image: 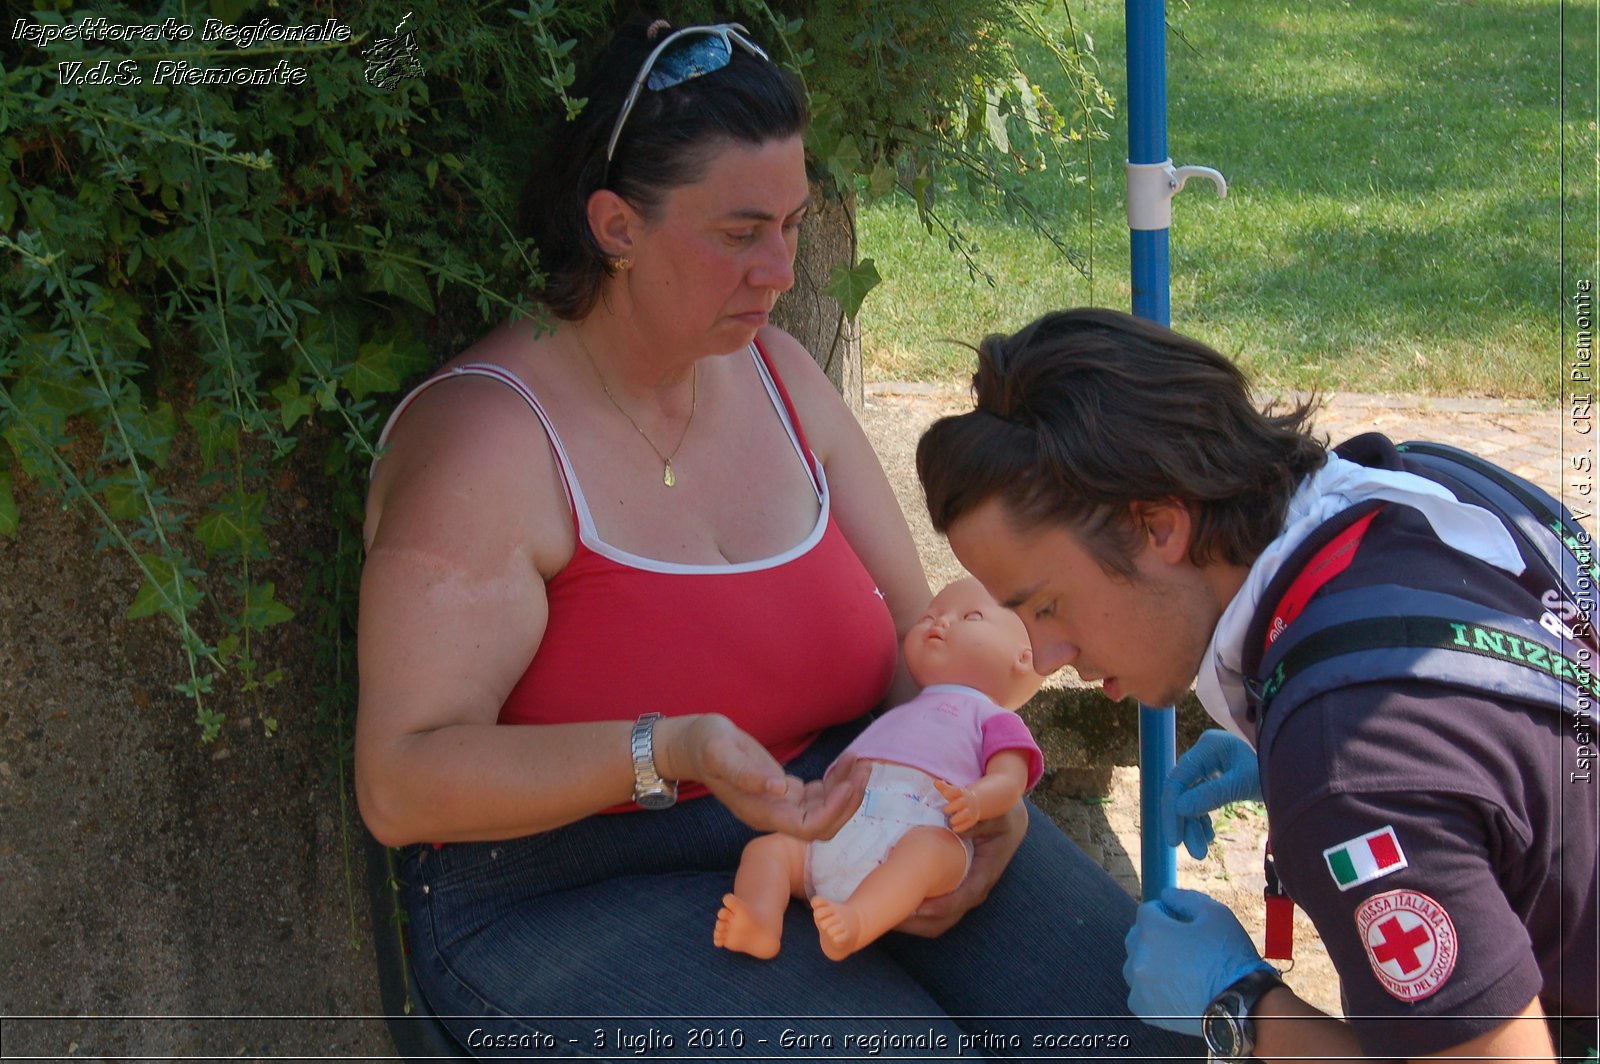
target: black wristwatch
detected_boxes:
[1202,968,1284,1063]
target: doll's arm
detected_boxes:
[935,750,1032,833]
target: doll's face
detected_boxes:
[904,578,1043,709]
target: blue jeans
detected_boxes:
[404,723,1202,1061]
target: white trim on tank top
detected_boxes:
[372,344,829,575]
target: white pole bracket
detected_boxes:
[1126,159,1228,231]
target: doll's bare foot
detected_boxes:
[810,896,864,961]
[714,893,781,959]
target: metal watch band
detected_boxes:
[629,712,677,809]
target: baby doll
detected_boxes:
[713,576,1045,961]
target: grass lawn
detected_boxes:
[858,0,1570,399]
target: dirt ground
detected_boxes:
[1031,766,1346,1017]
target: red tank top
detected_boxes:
[378,342,899,803]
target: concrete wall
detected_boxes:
[0,444,391,1058]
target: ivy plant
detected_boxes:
[0,0,1108,745]
[0,0,569,739]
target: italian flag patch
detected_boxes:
[1323,826,1408,892]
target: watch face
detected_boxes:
[635,788,676,810]
[1202,1007,1242,1057]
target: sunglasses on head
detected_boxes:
[604,23,770,168]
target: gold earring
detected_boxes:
[612,256,632,272]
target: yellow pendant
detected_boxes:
[663,462,676,488]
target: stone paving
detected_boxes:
[1290,390,1579,505]
[859,383,1590,1018]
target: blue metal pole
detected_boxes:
[1125,0,1178,902]
[1129,231,1170,328]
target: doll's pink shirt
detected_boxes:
[840,684,1044,789]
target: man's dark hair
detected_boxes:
[917,308,1328,577]
[520,16,809,321]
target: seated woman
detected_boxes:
[355,15,1199,1059]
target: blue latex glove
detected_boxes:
[1160,729,1261,859]
[1122,887,1276,1036]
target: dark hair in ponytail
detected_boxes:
[917,308,1327,576]
[519,16,808,320]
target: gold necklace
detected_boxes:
[572,328,698,488]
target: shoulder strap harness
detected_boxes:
[1251,440,1598,753]
[1246,442,1596,964]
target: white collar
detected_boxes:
[1195,452,1525,742]
[919,683,994,704]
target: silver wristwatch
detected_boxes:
[629,713,678,810]
[1202,968,1283,1063]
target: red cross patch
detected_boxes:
[1353,889,1458,1002]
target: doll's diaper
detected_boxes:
[804,762,974,901]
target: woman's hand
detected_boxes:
[895,800,1029,937]
[658,714,866,840]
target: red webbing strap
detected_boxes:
[1263,505,1384,652]
[1258,504,1383,963]
[1263,844,1295,962]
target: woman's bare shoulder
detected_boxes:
[755,325,854,455]
[364,360,571,573]
[755,324,828,385]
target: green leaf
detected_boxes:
[366,254,436,314]
[123,401,178,468]
[10,370,93,426]
[1013,74,1042,144]
[912,175,934,223]
[184,405,237,471]
[984,84,1011,154]
[808,123,863,192]
[824,134,863,191]
[2,376,79,480]
[823,258,882,321]
[341,329,431,401]
[1,426,50,482]
[867,159,898,200]
[0,470,18,538]
[271,380,317,431]
[296,308,363,378]
[195,490,268,558]
[127,553,202,621]
[242,581,295,629]
[194,704,225,743]
[101,476,145,521]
